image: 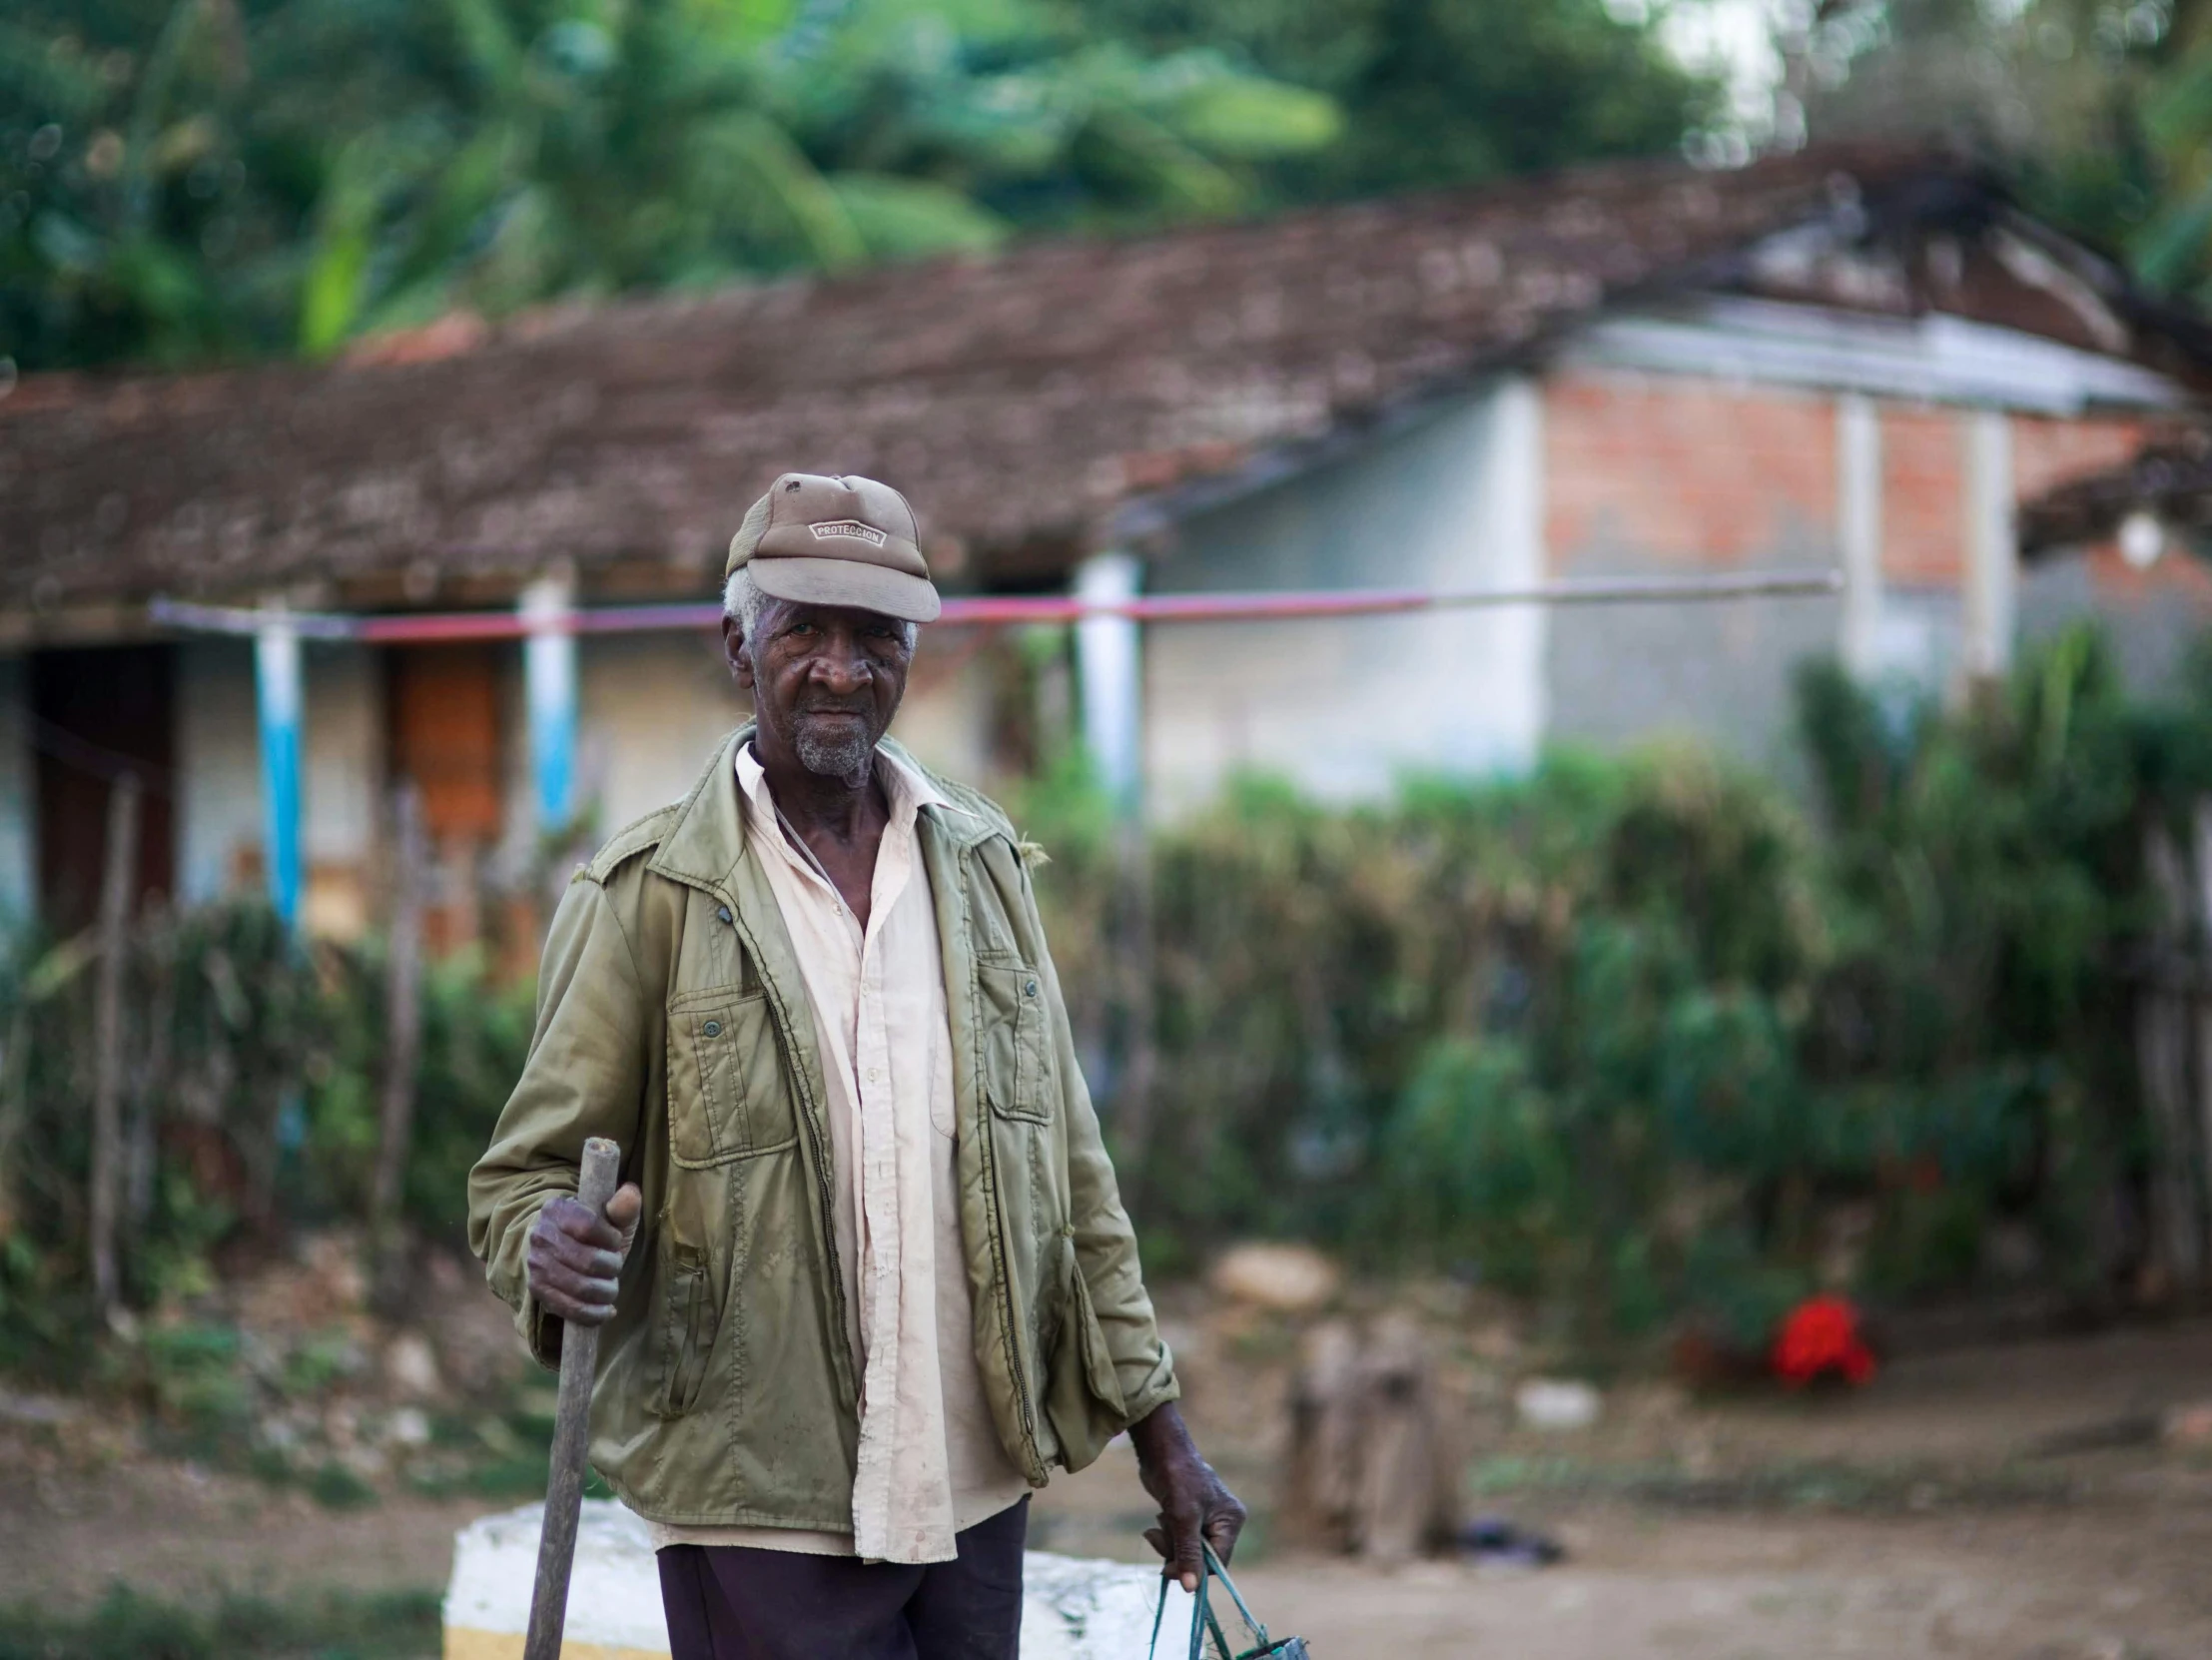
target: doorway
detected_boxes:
[30,644,177,933]
[384,643,506,951]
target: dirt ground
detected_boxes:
[7,1313,2212,1659]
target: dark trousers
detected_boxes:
[657,1497,1029,1660]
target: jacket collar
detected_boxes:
[647,723,996,898]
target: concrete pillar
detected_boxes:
[1961,408,2016,684]
[1481,375,1547,770]
[0,656,31,923]
[1837,394,1884,678]
[255,599,303,927]
[521,573,578,831]
[1075,551,1142,815]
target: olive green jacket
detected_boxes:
[466,729,1176,1530]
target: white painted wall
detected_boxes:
[163,627,996,926]
[176,638,263,906]
[304,642,382,867]
[576,633,746,835]
[0,657,30,923]
[301,641,383,936]
[1143,379,1547,816]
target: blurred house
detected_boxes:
[4,143,2208,936]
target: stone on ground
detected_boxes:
[1208,1243,1341,1313]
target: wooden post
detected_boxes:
[2191,797,2212,1280]
[371,783,427,1242]
[1276,1320,1364,1554]
[0,1006,27,1243]
[125,900,175,1236]
[2141,822,2204,1297]
[524,1137,622,1660]
[89,772,143,1317]
[1277,1314,1459,1563]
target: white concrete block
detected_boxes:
[442,1501,1192,1660]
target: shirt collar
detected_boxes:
[734,738,948,834]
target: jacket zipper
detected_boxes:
[978,1104,1044,1477]
[964,850,1045,1480]
[712,882,861,1413]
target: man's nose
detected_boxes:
[808,636,872,691]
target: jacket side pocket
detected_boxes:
[651,1241,717,1418]
[1044,1235,1128,1471]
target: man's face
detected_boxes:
[725,597,913,785]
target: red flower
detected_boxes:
[1772,1294,1877,1387]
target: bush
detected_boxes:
[0,905,532,1367]
[0,1586,440,1660]
[0,621,2202,1357]
[1017,624,2211,1343]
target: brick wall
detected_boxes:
[1544,372,1837,570]
[1547,374,2177,602]
[1541,370,2202,754]
[1879,406,1963,585]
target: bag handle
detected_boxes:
[1145,1543,1270,1660]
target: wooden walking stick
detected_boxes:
[524,1136,622,1660]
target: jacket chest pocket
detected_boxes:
[979,962,1054,1124]
[667,987,796,1167]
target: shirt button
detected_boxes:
[868,1068,880,1083]
[703,1020,722,1038]
[716,906,732,924]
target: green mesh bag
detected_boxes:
[1145,1544,1309,1660]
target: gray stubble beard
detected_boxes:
[794,722,878,786]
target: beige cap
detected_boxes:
[725,472,941,624]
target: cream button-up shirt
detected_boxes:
[641,742,1029,1564]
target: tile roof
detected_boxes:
[4,142,2205,619]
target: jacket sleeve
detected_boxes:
[467,873,650,1367]
[1032,872,1180,1427]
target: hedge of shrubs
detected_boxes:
[2,626,2206,1358]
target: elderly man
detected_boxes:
[468,473,1241,1660]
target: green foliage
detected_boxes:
[1020,624,2205,1344]
[1,0,1344,371]
[0,1585,441,1660]
[1374,1038,1566,1295]
[0,900,531,1359]
[1,625,2200,1362]
[302,947,534,1240]
[1075,0,1722,198]
[1794,0,2212,305]
[2,0,1744,373]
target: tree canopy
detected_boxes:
[1792,0,2212,307]
[1,0,1717,373]
[1074,0,1725,199]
